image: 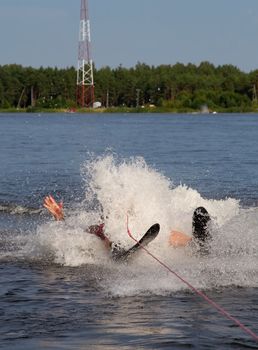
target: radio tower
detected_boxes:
[76,0,94,108]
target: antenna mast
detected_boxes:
[76,0,94,108]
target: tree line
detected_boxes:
[0,62,258,112]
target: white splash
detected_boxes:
[9,155,258,295]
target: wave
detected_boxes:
[0,203,42,215]
[1,155,258,295]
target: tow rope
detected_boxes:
[127,217,258,342]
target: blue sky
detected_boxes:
[1,0,258,71]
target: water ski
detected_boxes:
[112,223,160,261]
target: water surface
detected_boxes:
[0,113,258,349]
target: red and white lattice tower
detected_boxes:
[76,0,94,108]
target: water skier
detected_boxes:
[43,195,160,260]
[43,196,211,256]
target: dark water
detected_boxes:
[0,113,258,349]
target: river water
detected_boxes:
[0,113,258,349]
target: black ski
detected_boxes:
[112,223,160,261]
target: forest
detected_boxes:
[0,61,258,112]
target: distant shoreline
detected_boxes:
[1,63,258,114]
[0,106,257,114]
